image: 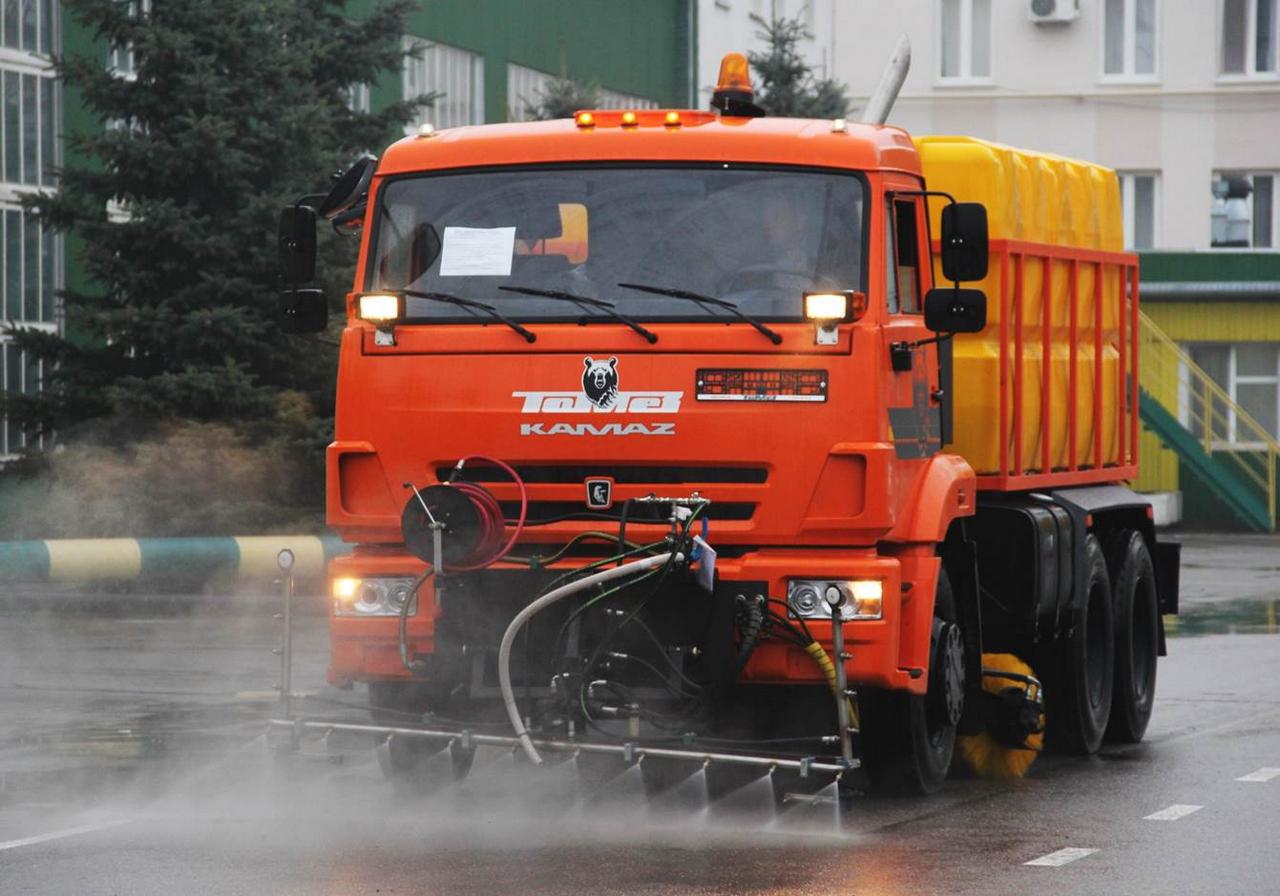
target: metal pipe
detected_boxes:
[829,615,854,765]
[265,719,852,776]
[860,34,911,125]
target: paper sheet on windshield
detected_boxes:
[439,226,516,276]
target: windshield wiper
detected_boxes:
[616,282,782,345]
[497,285,658,344]
[403,289,536,343]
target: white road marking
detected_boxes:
[1024,847,1098,867]
[1236,767,1280,782]
[1144,804,1203,821]
[0,820,128,852]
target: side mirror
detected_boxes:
[278,206,317,284]
[318,154,377,221]
[278,288,329,334]
[940,202,989,282]
[925,287,986,334]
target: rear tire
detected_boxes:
[1105,530,1159,743]
[859,570,961,795]
[1042,534,1114,754]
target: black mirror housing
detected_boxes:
[279,206,317,284]
[925,287,987,334]
[941,202,989,282]
[318,154,377,221]
[278,288,329,333]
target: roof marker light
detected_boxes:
[831,118,848,134]
[575,111,595,129]
[664,111,682,128]
[417,122,436,138]
[620,111,638,128]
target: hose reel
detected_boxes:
[400,455,528,572]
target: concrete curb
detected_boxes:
[0,535,350,584]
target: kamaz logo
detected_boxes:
[519,422,676,436]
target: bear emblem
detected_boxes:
[582,356,619,410]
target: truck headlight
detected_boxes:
[332,576,419,616]
[787,579,883,621]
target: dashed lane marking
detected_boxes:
[0,820,129,852]
[1144,804,1203,821]
[1236,767,1280,782]
[1024,847,1099,867]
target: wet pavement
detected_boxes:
[1,532,1278,894]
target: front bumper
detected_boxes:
[325,547,925,694]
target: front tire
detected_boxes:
[859,570,961,795]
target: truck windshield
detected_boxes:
[368,165,865,322]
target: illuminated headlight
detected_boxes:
[787,579,883,621]
[357,293,403,324]
[803,290,866,323]
[332,576,419,616]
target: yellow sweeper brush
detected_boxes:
[957,653,1045,779]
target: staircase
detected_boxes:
[1139,312,1278,531]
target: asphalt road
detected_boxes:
[1,532,1278,895]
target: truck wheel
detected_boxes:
[1105,530,1158,744]
[858,570,960,795]
[1043,534,1114,754]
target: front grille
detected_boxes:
[500,501,756,524]
[438,464,768,485]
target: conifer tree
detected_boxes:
[4,0,423,442]
[747,14,849,119]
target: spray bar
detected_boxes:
[267,718,854,777]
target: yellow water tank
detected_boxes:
[915,136,1128,480]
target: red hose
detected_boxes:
[445,454,527,571]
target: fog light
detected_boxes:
[791,584,820,616]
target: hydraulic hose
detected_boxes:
[444,454,527,571]
[805,640,861,730]
[498,551,681,765]
[732,597,765,677]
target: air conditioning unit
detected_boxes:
[1029,0,1079,24]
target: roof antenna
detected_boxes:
[860,34,911,125]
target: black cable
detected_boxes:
[765,597,814,643]
[616,499,633,568]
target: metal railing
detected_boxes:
[1139,311,1278,529]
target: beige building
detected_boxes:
[697,0,837,101]
[832,0,1280,252]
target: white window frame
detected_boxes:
[1219,0,1280,79]
[402,36,485,133]
[937,0,993,85]
[1117,171,1160,250]
[1212,170,1278,250]
[1181,343,1280,447]
[505,63,553,122]
[106,0,150,80]
[1100,0,1160,82]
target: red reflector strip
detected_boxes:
[696,368,828,402]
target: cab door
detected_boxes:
[881,184,943,465]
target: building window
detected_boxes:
[0,340,42,455]
[1,0,52,55]
[343,82,370,114]
[1103,0,1157,77]
[1187,343,1280,444]
[1211,171,1275,248]
[939,0,991,81]
[403,37,484,132]
[1222,0,1278,75]
[1118,172,1158,249]
[596,87,659,110]
[107,0,149,79]
[506,63,552,122]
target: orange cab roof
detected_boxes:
[378,113,922,177]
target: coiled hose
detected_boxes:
[443,454,527,571]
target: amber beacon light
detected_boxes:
[711,52,765,118]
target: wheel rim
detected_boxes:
[927,622,965,745]
[1085,579,1108,708]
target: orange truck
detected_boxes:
[276,54,1179,795]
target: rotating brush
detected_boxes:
[957,653,1045,779]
